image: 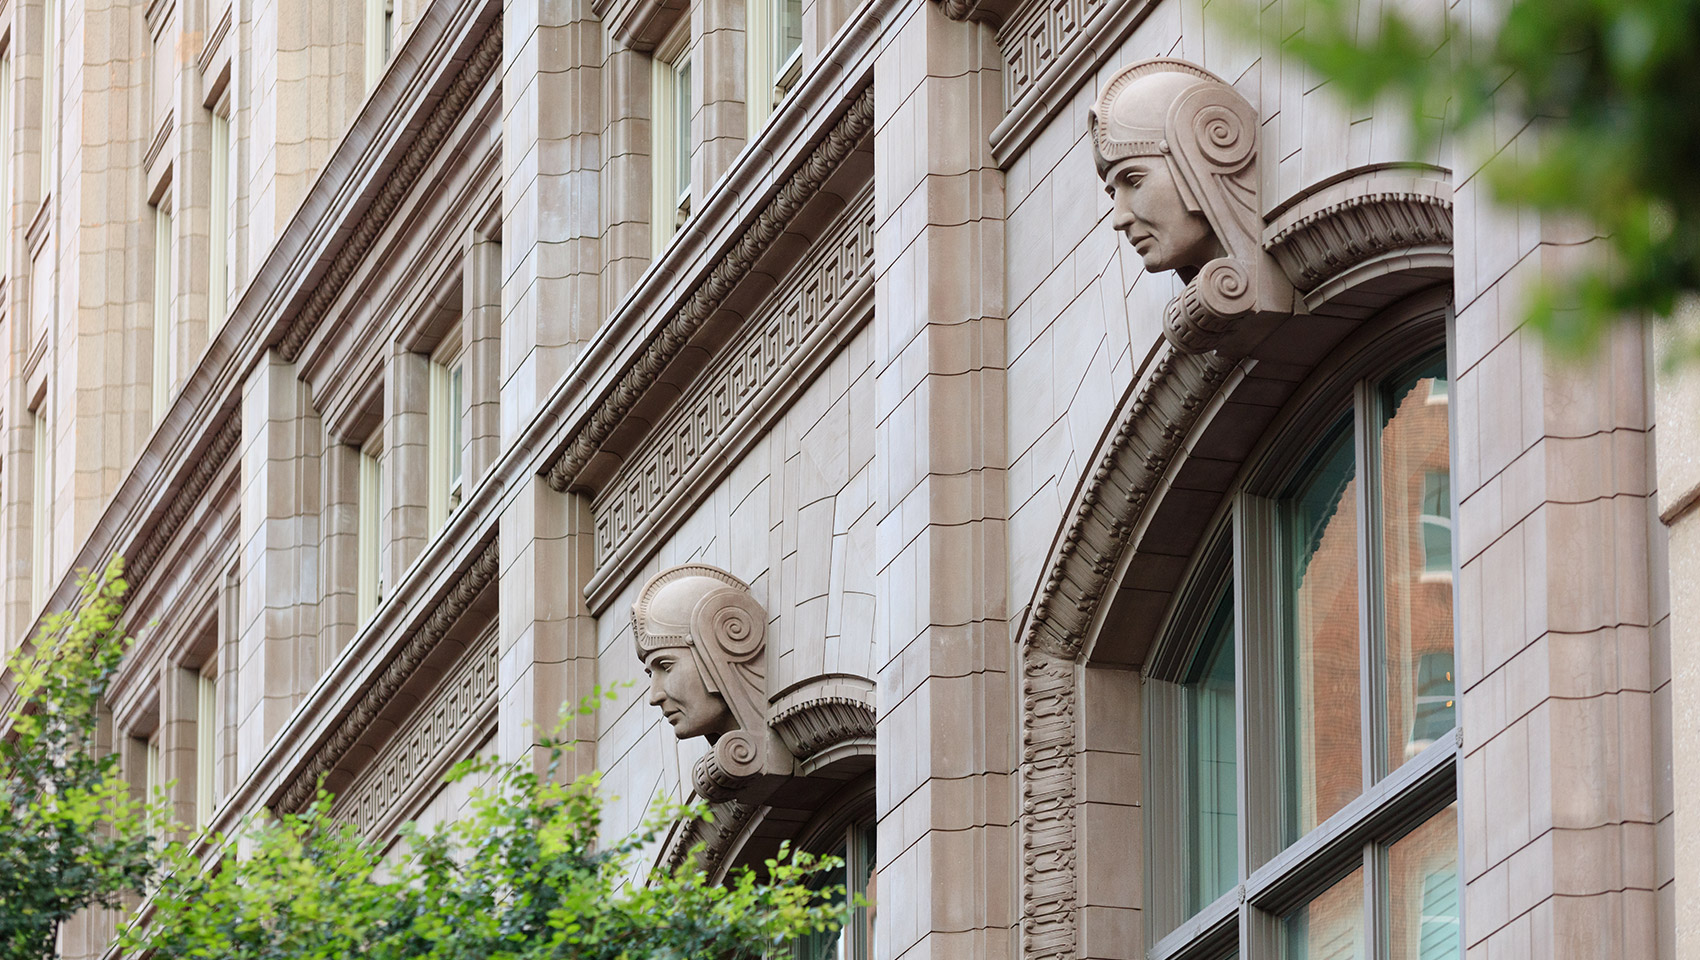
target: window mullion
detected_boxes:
[1235,493,1281,871]
[1363,838,1386,960]
[1353,378,1384,790]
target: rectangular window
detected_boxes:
[428,335,464,532]
[209,106,231,331]
[152,204,175,419]
[1283,865,1366,960]
[746,0,802,135]
[1375,356,1453,775]
[364,0,395,90]
[144,734,162,822]
[196,669,217,827]
[1183,589,1237,915]
[30,410,49,610]
[1280,416,1363,842]
[651,35,692,256]
[357,441,384,623]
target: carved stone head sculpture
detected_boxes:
[633,564,785,800]
[1090,58,1297,355]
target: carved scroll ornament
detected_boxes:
[1090,59,1298,356]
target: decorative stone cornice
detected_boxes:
[543,84,876,494]
[276,23,502,362]
[1266,189,1454,293]
[337,623,500,837]
[770,691,875,762]
[128,414,241,587]
[277,538,499,813]
[590,190,875,571]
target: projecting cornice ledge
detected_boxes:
[542,85,876,497]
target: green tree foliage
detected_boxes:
[1270,0,1700,354]
[0,559,162,960]
[128,738,852,960]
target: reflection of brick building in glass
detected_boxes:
[1289,366,1458,958]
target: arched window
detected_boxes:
[1144,313,1460,960]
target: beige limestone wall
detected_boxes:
[872,4,1013,957]
[1452,137,1669,959]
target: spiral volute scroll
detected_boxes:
[1163,258,1256,354]
[1188,99,1255,172]
[693,590,767,664]
[692,732,763,801]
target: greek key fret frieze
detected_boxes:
[592,190,875,565]
[338,628,501,837]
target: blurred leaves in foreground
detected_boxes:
[1266,0,1700,356]
[0,559,163,960]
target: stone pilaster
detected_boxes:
[235,351,322,777]
[499,0,604,432]
[600,45,651,309]
[158,664,201,840]
[243,0,363,256]
[319,440,360,657]
[462,233,502,485]
[385,345,430,576]
[496,478,599,776]
[692,0,746,196]
[872,5,1014,959]
[1454,185,1667,954]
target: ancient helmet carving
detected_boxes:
[1090,58,1297,354]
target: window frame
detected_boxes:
[208,96,233,332]
[151,195,176,420]
[651,24,692,256]
[428,327,465,532]
[356,435,385,623]
[1142,302,1461,960]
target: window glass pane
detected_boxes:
[1184,588,1237,914]
[797,820,876,960]
[1282,418,1362,840]
[1376,354,1455,774]
[674,58,692,208]
[1283,865,1365,960]
[1387,804,1460,960]
[775,0,801,81]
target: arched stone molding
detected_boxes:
[1010,180,1453,960]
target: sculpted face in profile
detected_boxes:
[631,564,766,747]
[1090,64,1234,280]
[643,645,734,739]
[1106,157,1221,276]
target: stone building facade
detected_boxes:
[0,0,1690,956]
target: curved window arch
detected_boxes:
[1144,306,1461,960]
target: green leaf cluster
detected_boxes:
[0,558,164,960]
[127,738,854,960]
[1262,0,1700,354]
